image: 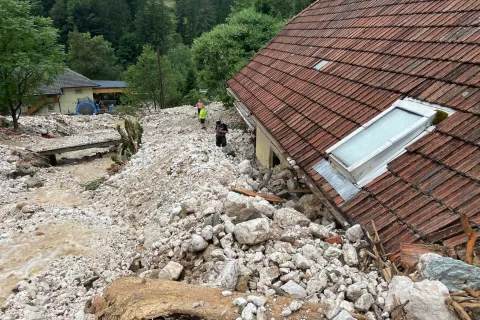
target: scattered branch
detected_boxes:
[460,213,477,265]
[445,297,472,320]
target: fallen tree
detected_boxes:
[86,277,324,319]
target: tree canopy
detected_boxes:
[0,0,65,130]
[192,8,284,95]
[67,30,122,80]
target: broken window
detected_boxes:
[271,150,281,167]
[326,98,453,186]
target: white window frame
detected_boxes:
[326,98,452,186]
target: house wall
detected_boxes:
[255,126,287,169]
[59,87,94,114]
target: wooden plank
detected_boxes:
[230,187,286,203]
[34,140,120,156]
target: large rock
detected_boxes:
[234,218,270,245]
[385,276,458,320]
[273,208,310,227]
[236,160,253,175]
[214,260,239,290]
[281,280,307,298]
[224,192,262,223]
[345,224,363,242]
[418,253,480,291]
[158,261,184,280]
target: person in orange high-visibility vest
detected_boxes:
[199,107,207,129]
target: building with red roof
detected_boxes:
[227,0,479,258]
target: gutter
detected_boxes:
[226,87,349,227]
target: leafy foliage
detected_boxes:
[68,30,123,79]
[192,8,283,96]
[175,0,234,44]
[232,0,315,19]
[122,45,161,110]
[112,117,143,165]
[84,176,107,190]
[122,44,197,110]
[0,0,65,130]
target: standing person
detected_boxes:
[199,107,207,129]
[215,119,228,147]
[196,99,204,115]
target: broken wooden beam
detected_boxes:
[87,277,324,320]
[230,187,286,203]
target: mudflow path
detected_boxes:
[0,103,252,319]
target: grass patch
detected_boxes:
[84,177,108,190]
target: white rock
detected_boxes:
[345,225,363,242]
[233,218,270,245]
[215,260,239,290]
[190,234,208,252]
[281,280,307,298]
[293,253,312,270]
[333,310,356,320]
[233,297,247,307]
[251,200,275,218]
[158,261,184,280]
[248,295,267,307]
[342,244,358,266]
[236,160,253,175]
[324,246,343,261]
[221,290,232,296]
[274,208,310,227]
[307,271,328,295]
[309,223,330,239]
[385,276,458,320]
[201,225,213,241]
[289,300,303,312]
[241,302,257,320]
[281,307,292,317]
[346,283,363,302]
[354,293,374,312]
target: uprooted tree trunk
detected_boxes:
[86,278,325,320]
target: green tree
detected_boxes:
[67,30,122,79]
[135,0,174,109]
[122,45,160,110]
[67,0,102,34]
[95,0,131,47]
[49,0,70,43]
[0,0,65,131]
[232,0,315,19]
[123,44,196,110]
[175,0,234,44]
[192,8,283,96]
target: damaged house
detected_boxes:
[227,0,479,259]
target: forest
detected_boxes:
[1,0,316,118]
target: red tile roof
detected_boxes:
[227,0,480,257]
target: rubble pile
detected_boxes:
[0,113,118,139]
[0,104,476,320]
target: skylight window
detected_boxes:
[325,98,452,186]
[313,60,329,70]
